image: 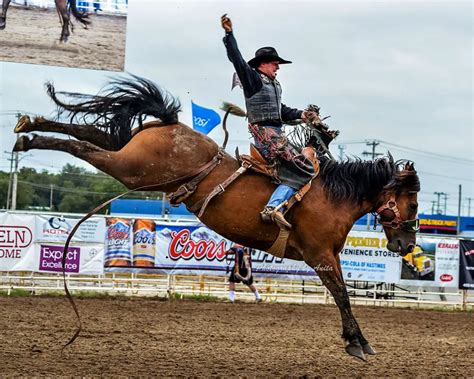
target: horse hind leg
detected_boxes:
[15,115,118,151]
[55,0,70,42]
[13,134,116,177]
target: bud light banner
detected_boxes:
[459,240,474,289]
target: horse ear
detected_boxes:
[387,151,394,164]
[404,161,415,171]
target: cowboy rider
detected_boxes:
[221,14,318,229]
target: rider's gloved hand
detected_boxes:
[301,110,320,124]
[221,14,233,32]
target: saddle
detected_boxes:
[240,143,320,181]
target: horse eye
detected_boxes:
[409,203,418,211]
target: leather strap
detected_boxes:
[283,180,313,215]
[267,228,290,258]
[188,162,252,216]
[168,148,226,205]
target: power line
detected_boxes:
[418,170,474,182]
[17,179,158,198]
[378,140,474,165]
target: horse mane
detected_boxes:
[318,156,419,204]
[46,75,181,150]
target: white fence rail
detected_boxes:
[1,272,472,310]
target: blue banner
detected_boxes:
[191,102,221,134]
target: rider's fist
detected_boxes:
[302,111,320,124]
[221,14,232,32]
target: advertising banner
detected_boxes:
[105,220,315,279]
[459,240,474,289]
[340,232,401,283]
[35,215,105,243]
[0,213,104,274]
[398,237,459,287]
[0,213,35,271]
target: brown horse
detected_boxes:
[0,0,89,42]
[12,76,420,361]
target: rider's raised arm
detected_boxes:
[281,103,303,122]
[222,28,262,97]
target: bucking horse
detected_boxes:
[0,0,89,42]
[12,75,421,361]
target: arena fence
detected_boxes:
[1,272,472,311]
[11,0,128,15]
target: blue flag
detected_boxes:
[192,101,221,135]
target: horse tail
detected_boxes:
[68,0,91,27]
[46,74,182,150]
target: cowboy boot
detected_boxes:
[260,206,292,229]
[271,209,292,229]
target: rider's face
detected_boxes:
[258,61,280,79]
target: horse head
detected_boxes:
[376,161,420,256]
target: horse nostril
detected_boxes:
[407,244,415,253]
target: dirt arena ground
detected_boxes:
[0,6,126,71]
[0,296,472,376]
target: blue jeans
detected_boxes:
[266,184,296,208]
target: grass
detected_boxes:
[169,292,223,302]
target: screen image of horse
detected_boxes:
[0,0,127,71]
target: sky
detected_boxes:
[0,0,472,216]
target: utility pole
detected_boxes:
[467,197,472,217]
[457,185,462,235]
[362,140,383,161]
[443,193,448,215]
[5,149,14,209]
[10,114,22,211]
[11,142,19,211]
[431,201,436,215]
[50,184,54,210]
[434,192,445,215]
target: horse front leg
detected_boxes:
[334,254,376,356]
[0,0,12,30]
[55,0,70,42]
[309,254,374,361]
[15,115,119,151]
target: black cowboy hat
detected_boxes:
[247,46,292,68]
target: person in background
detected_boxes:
[226,243,262,303]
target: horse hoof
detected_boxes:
[14,115,31,133]
[362,342,377,355]
[13,135,30,152]
[345,342,367,361]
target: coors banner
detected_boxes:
[459,240,474,289]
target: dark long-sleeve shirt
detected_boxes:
[223,31,303,122]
